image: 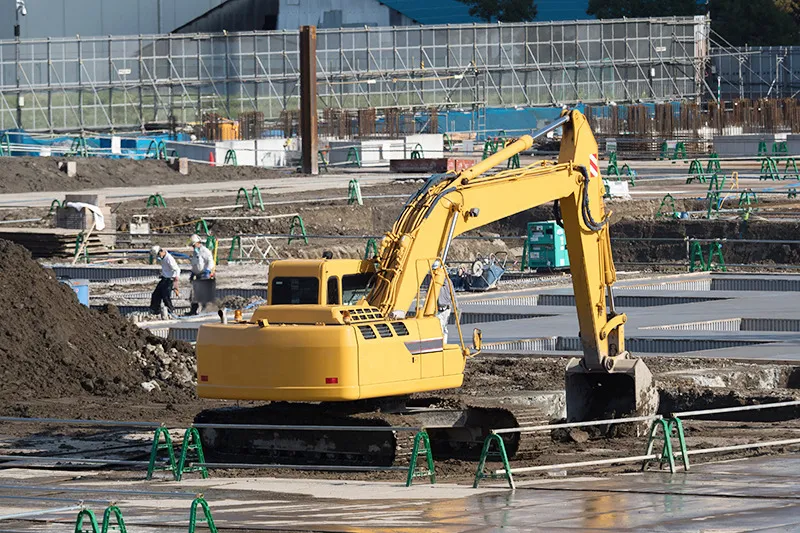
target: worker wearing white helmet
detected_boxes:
[188,234,216,315]
[149,245,180,316]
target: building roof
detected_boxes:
[378,0,482,24]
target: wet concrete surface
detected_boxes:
[2,454,799,531]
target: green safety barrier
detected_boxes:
[443,132,453,152]
[74,232,89,264]
[773,141,788,155]
[686,159,706,184]
[49,199,62,216]
[405,430,436,487]
[707,173,726,192]
[656,193,678,219]
[473,433,515,489]
[606,151,619,175]
[146,426,177,480]
[689,241,726,272]
[74,505,128,533]
[188,497,218,533]
[236,187,253,210]
[364,238,378,259]
[620,163,636,186]
[224,149,238,166]
[738,189,758,208]
[288,215,308,245]
[146,194,167,208]
[227,235,242,263]
[74,508,101,533]
[758,140,768,156]
[69,136,89,158]
[759,157,781,181]
[176,427,209,481]
[779,157,799,179]
[195,219,210,236]
[318,150,329,172]
[482,137,504,160]
[206,235,218,257]
[0,132,9,156]
[642,417,689,474]
[410,143,424,160]
[705,191,721,219]
[348,179,363,205]
[346,146,362,167]
[145,139,167,160]
[706,152,722,173]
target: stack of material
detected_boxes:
[54,193,116,247]
[0,227,106,258]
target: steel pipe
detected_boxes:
[191,423,421,431]
[0,506,81,521]
[192,462,408,472]
[685,438,800,456]
[496,453,659,475]
[0,455,151,466]
[492,414,661,435]
[0,416,163,428]
[674,400,800,418]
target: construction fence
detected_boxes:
[0,16,708,133]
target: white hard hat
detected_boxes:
[150,245,161,255]
[189,234,202,244]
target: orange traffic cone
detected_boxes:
[209,151,216,167]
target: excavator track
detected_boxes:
[194,398,547,468]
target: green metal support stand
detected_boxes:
[227,235,242,263]
[49,199,62,216]
[195,219,210,236]
[145,194,167,208]
[405,430,436,487]
[146,426,177,480]
[758,140,768,156]
[74,509,101,533]
[689,241,706,272]
[70,136,89,158]
[364,238,378,259]
[656,194,678,219]
[686,159,706,184]
[348,179,363,205]
[706,191,721,219]
[473,433,515,489]
[236,187,254,210]
[709,242,726,271]
[410,143,424,159]
[789,188,798,199]
[0,132,10,156]
[288,215,308,245]
[443,132,453,152]
[346,146,362,167]
[318,150,329,172]
[224,149,238,166]
[74,232,89,264]
[101,505,128,533]
[176,427,209,481]
[706,152,721,173]
[642,417,689,474]
[188,497,218,533]
[759,157,780,181]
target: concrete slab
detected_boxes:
[2,455,800,531]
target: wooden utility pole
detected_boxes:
[299,25,318,175]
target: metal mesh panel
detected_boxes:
[0,17,706,132]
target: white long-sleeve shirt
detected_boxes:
[190,245,215,274]
[160,252,180,279]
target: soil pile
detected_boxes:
[0,156,285,194]
[0,239,196,407]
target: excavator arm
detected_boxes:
[366,109,656,420]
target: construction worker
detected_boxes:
[188,234,216,315]
[150,245,180,316]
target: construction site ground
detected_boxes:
[1,154,800,531]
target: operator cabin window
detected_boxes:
[327,276,340,305]
[341,273,375,305]
[271,277,319,304]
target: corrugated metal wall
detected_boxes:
[712,46,800,100]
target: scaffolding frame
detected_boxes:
[0,16,708,133]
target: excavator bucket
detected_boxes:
[565,357,658,429]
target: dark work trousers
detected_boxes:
[150,277,175,314]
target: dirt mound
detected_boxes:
[0,156,286,194]
[0,239,196,410]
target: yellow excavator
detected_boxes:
[195,109,657,465]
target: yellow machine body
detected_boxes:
[197,259,465,401]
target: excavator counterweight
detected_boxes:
[195,110,657,465]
